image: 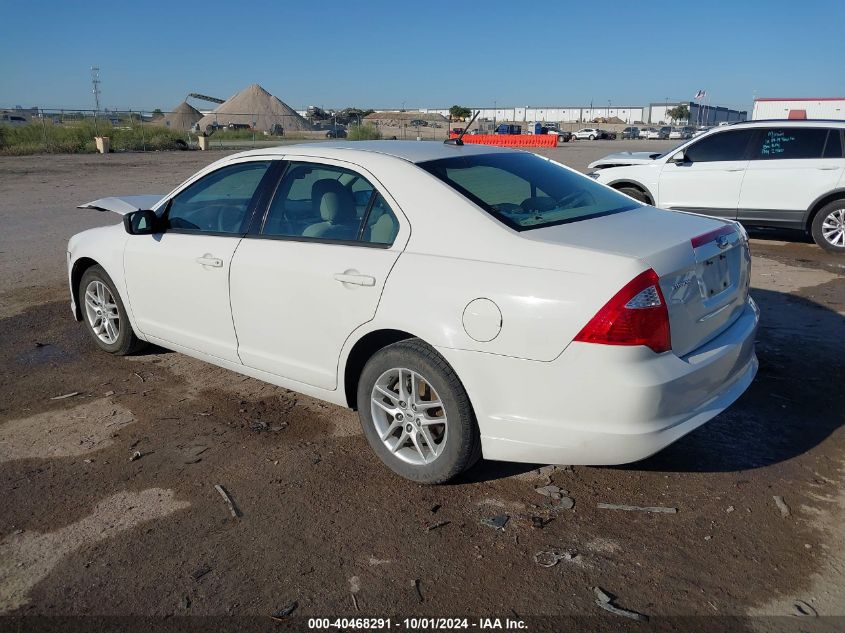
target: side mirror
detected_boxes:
[671,151,687,164]
[123,209,159,235]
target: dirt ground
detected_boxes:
[0,143,843,632]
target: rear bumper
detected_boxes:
[439,298,759,465]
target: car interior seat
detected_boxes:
[364,200,399,244]
[303,179,359,240]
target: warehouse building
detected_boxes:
[418,106,645,123]
[752,97,845,120]
[417,101,745,125]
[645,102,747,126]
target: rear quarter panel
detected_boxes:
[354,245,641,362]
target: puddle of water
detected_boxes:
[14,343,76,367]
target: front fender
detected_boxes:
[67,224,145,339]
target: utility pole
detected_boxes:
[91,66,102,112]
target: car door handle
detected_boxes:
[334,272,376,286]
[817,165,840,170]
[725,168,745,172]
[195,254,223,268]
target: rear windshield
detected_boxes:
[418,152,639,231]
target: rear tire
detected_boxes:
[357,339,480,484]
[79,265,146,355]
[617,186,650,204]
[811,200,845,253]
[588,134,595,140]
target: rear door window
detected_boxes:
[823,129,843,158]
[684,130,755,162]
[754,128,828,159]
[261,161,400,246]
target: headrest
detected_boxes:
[312,179,355,224]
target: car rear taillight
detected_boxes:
[574,269,671,353]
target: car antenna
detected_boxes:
[444,110,479,146]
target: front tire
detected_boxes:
[79,265,146,355]
[811,201,845,253]
[617,186,650,204]
[357,339,480,484]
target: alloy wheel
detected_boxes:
[370,367,447,465]
[84,280,120,344]
[821,208,845,247]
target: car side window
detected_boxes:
[684,130,755,162]
[362,194,400,245]
[823,129,843,158]
[262,162,399,245]
[753,128,828,160]
[167,161,272,234]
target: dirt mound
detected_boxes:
[196,84,312,132]
[162,101,202,131]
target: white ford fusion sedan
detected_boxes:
[68,141,759,483]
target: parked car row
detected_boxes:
[618,126,702,140]
[547,128,573,142]
[572,128,617,140]
[669,126,696,140]
[453,124,703,143]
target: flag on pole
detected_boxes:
[694,90,707,101]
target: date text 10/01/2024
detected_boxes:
[307,618,528,630]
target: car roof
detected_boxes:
[231,140,516,164]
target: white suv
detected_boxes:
[588,120,845,252]
[573,128,600,140]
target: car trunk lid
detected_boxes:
[522,206,751,357]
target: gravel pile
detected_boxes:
[196,84,312,132]
[162,101,202,131]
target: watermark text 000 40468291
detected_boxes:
[307,617,527,630]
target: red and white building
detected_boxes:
[752,97,845,121]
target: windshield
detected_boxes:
[418,152,640,231]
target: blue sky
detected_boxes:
[1,0,842,112]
